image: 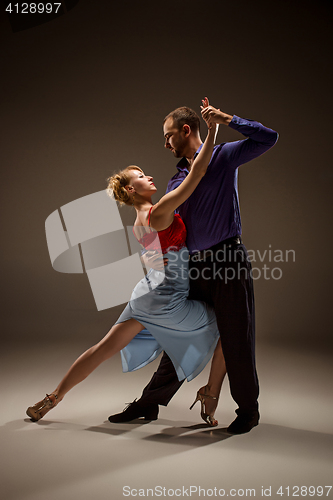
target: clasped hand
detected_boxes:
[201,97,229,128]
[141,250,168,271]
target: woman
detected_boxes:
[26,99,227,426]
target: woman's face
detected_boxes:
[128,169,157,197]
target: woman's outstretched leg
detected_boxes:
[26,319,143,421]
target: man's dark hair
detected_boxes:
[164,106,200,133]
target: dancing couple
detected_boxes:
[27,98,278,434]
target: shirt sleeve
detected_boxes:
[219,115,279,169]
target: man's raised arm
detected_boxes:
[201,101,278,168]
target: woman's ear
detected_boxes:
[125,185,135,194]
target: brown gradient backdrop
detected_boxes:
[0,0,332,351]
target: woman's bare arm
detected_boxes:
[150,121,218,229]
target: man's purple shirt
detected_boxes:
[165,115,278,254]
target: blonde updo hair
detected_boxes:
[107,165,143,206]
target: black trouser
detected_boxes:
[139,240,259,414]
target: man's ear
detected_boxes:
[183,124,191,137]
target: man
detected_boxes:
[109,99,278,434]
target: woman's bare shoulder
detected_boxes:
[149,203,174,231]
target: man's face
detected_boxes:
[163,117,188,158]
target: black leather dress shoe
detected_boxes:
[108,399,159,423]
[227,411,259,435]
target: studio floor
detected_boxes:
[1,341,332,500]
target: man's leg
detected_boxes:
[108,352,184,422]
[139,352,184,405]
[190,244,259,433]
[216,245,259,432]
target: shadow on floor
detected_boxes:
[85,418,232,446]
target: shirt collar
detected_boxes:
[176,157,190,173]
[176,144,204,173]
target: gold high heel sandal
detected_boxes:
[189,386,218,426]
[26,393,58,422]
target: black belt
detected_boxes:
[189,235,242,262]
